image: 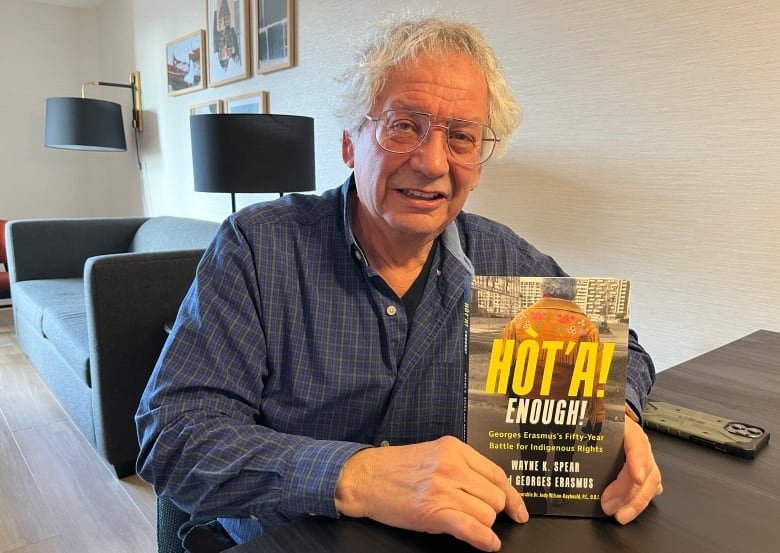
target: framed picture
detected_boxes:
[256,0,295,74]
[166,30,206,96]
[189,99,224,115]
[225,90,269,114]
[207,0,251,87]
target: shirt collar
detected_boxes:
[339,173,473,274]
[340,175,368,266]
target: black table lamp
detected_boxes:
[190,114,316,212]
[44,71,143,152]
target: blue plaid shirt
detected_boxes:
[136,176,655,542]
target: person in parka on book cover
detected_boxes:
[500,277,608,514]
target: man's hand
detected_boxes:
[335,436,528,552]
[601,417,662,524]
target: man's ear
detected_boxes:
[342,130,355,168]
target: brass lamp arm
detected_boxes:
[81,71,143,132]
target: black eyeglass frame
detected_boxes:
[364,109,500,166]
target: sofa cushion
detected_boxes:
[41,304,90,387]
[129,216,219,253]
[12,278,90,386]
[12,279,81,332]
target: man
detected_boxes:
[136,14,661,553]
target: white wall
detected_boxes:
[469,2,780,372]
[5,0,780,372]
[95,0,146,214]
[0,0,142,218]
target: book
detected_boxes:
[464,276,630,517]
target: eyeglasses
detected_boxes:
[364,109,499,165]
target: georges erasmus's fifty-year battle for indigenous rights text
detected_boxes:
[464,276,630,516]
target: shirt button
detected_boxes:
[354,249,364,262]
[386,305,397,316]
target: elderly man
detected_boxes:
[136,13,661,553]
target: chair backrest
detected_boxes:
[157,496,189,553]
[156,496,236,553]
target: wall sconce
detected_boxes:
[44,71,143,152]
[190,114,316,212]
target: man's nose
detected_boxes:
[411,124,450,174]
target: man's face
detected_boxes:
[342,53,489,244]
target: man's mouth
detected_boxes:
[401,189,444,200]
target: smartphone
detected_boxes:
[643,399,770,459]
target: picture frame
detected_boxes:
[225,90,269,114]
[189,99,224,115]
[255,0,295,74]
[166,30,206,96]
[206,0,251,87]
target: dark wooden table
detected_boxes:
[226,330,779,553]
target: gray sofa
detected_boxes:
[6,216,220,477]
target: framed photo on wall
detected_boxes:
[189,99,224,115]
[166,30,206,96]
[225,90,269,114]
[256,0,295,74]
[207,0,251,87]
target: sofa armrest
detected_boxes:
[7,218,148,283]
[84,249,205,469]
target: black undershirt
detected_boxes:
[401,239,437,324]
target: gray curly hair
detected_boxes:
[541,278,578,300]
[333,12,522,158]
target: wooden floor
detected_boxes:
[0,308,157,553]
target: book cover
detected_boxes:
[464,276,630,517]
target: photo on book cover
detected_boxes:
[465,276,630,517]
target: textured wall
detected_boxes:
[41,0,780,371]
[466,1,780,370]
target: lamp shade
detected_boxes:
[190,114,315,196]
[45,97,127,151]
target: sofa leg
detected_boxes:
[113,459,137,479]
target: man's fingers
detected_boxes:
[602,418,662,524]
[462,444,528,523]
[615,464,662,524]
[337,437,525,551]
[622,417,653,483]
[458,468,508,514]
[432,509,502,552]
[497,470,529,523]
[601,464,632,515]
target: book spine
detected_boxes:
[462,275,472,442]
